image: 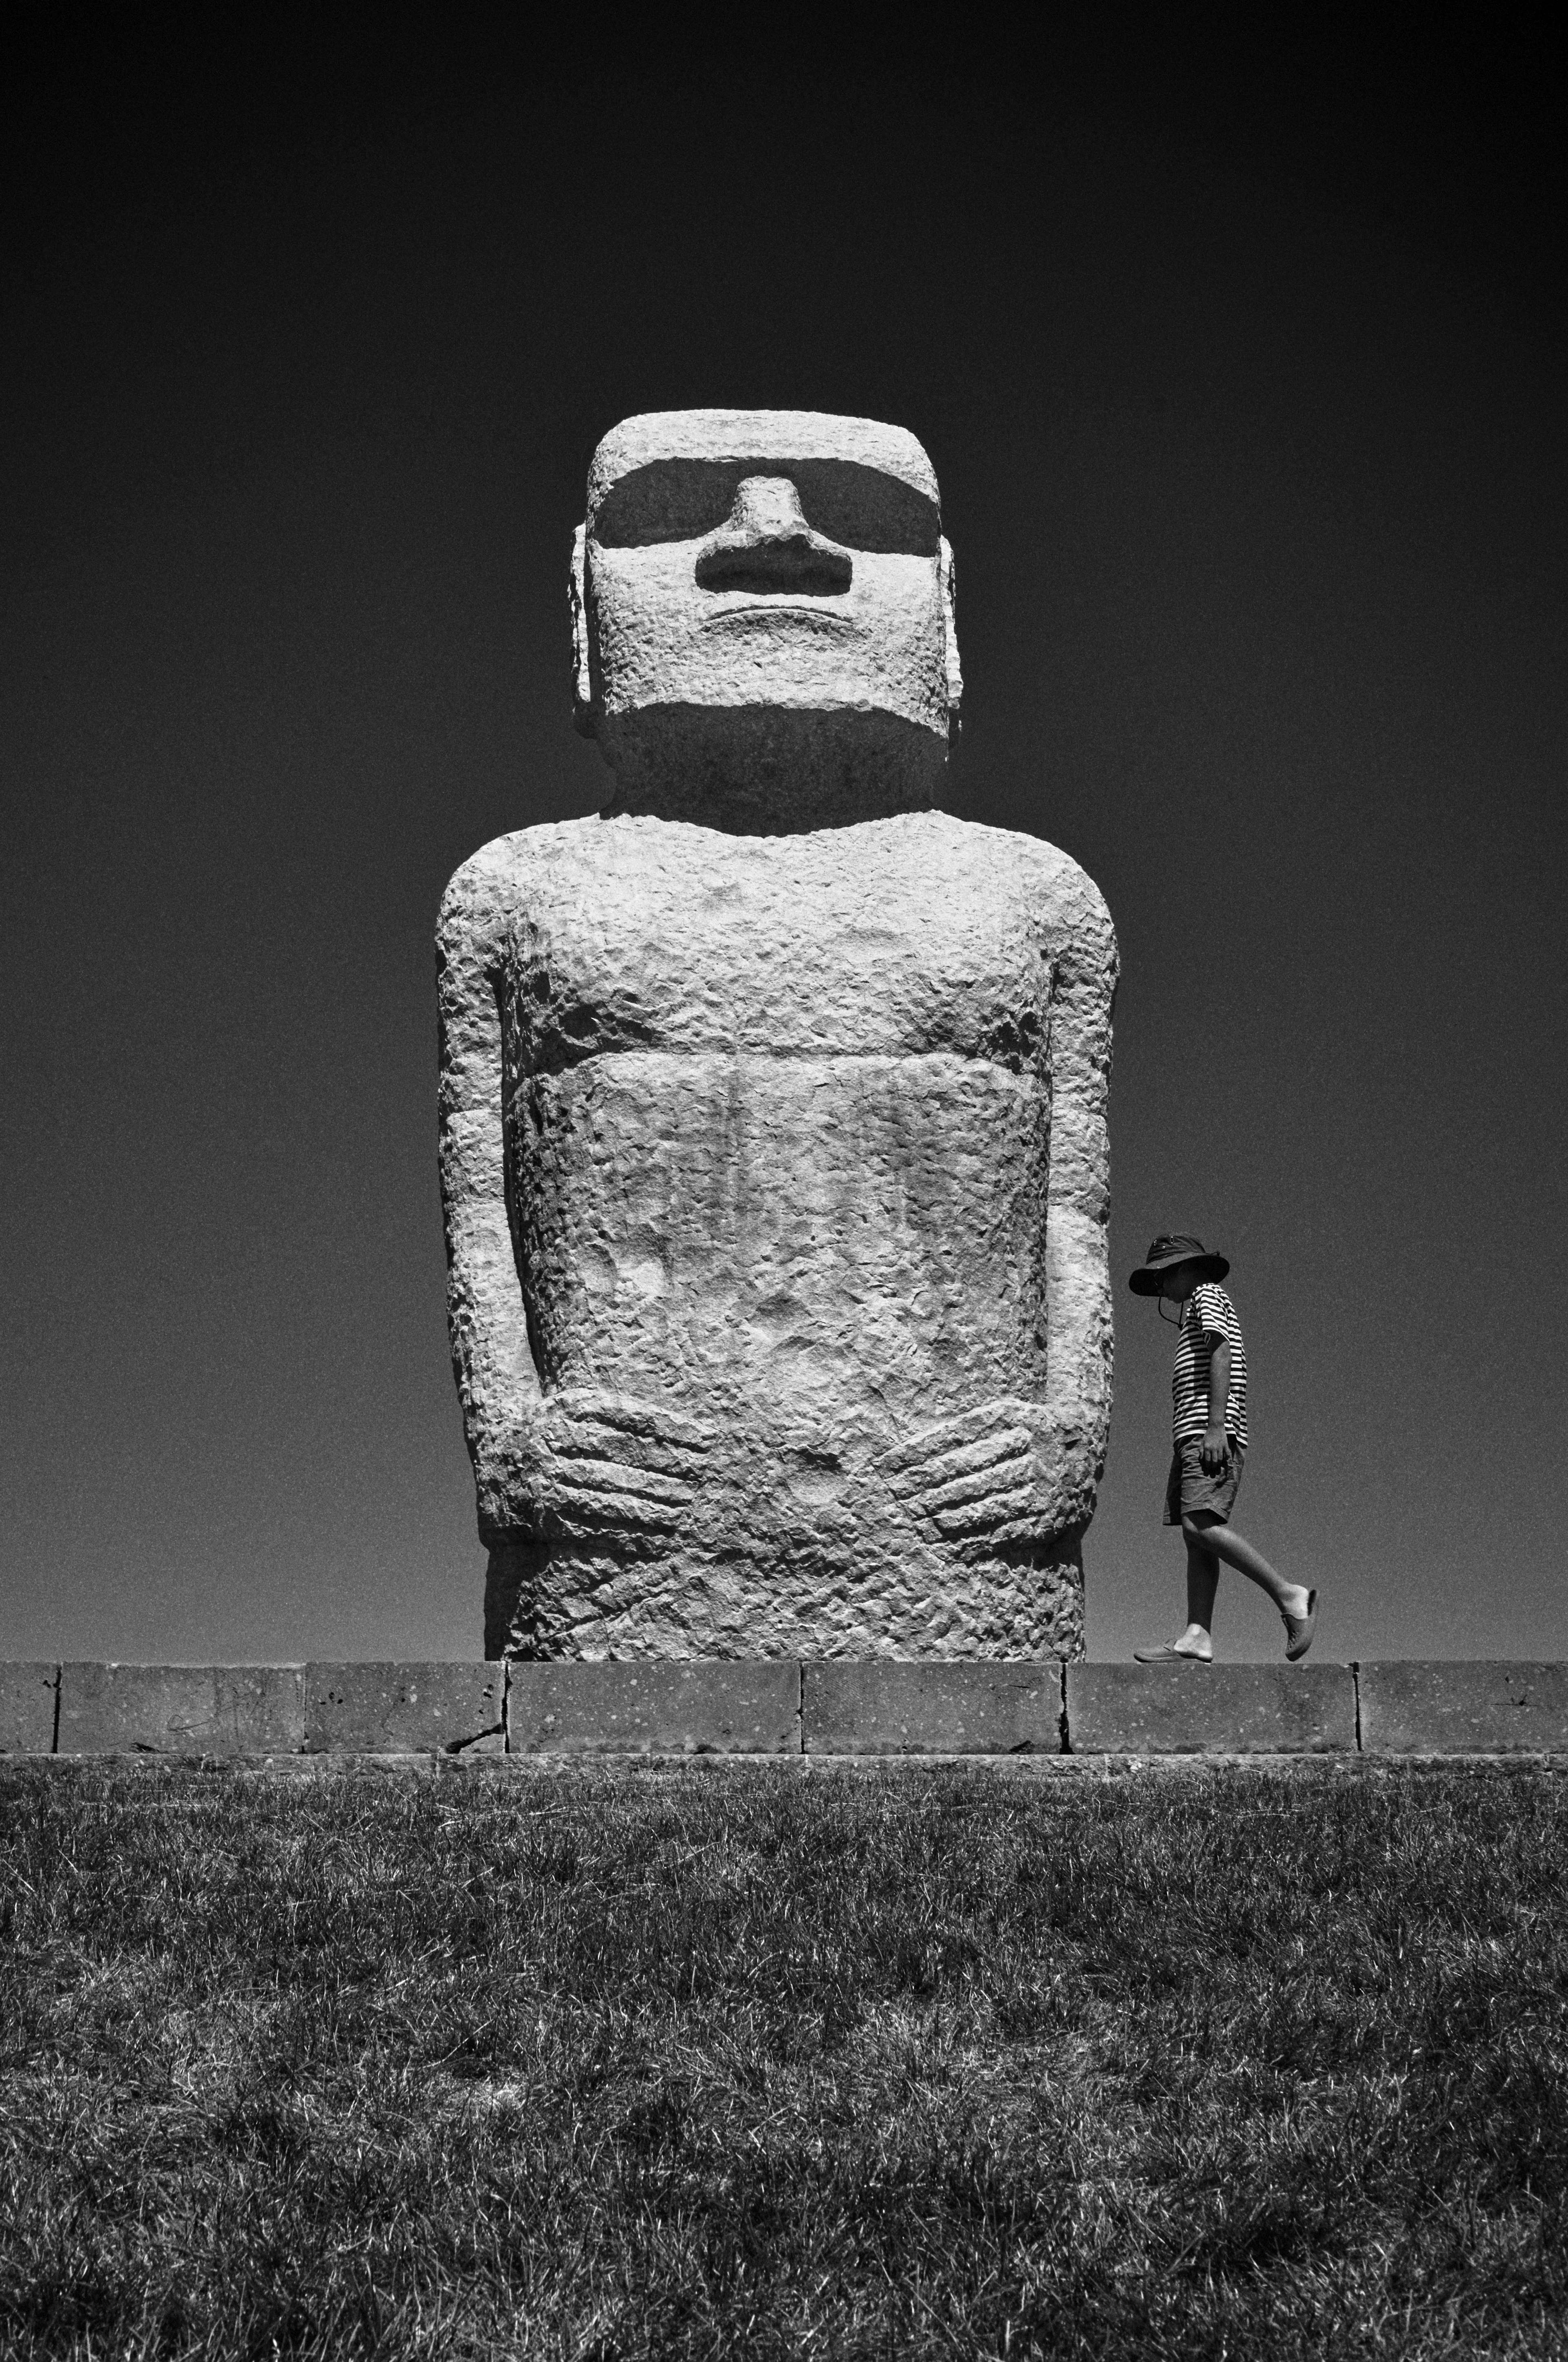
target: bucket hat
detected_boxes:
[1128,1233,1229,1295]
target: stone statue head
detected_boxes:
[570,410,962,832]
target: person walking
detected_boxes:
[1129,1234,1316,1664]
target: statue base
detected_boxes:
[483,1533,1085,1662]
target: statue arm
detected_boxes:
[1040,870,1118,1520]
[437,852,542,1541]
[438,845,713,1548]
[881,859,1117,1551]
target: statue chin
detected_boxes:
[594,704,949,834]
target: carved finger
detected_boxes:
[885,1426,1033,1503]
[987,1514,1057,1550]
[931,1483,1037,1539]
[546,1503,684,1541]
[545,1417,708,1482]
[880,1417,979,1479]
[907,1427,1034,1499]
[878,1405,987,1477]
[553,1390,713,1454]
[918,1452,1034,1519]
[879,1399,1034,1483]
[546,1456,692,1510]
[543,1479,686,1537]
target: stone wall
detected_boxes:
[4,1662,1568,1758]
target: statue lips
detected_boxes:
[702,599,856,631]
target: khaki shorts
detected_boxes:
[1164,1437,1245,1526]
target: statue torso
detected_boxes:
[485,810,1076,1452]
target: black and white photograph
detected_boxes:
[3,25,1566,2358]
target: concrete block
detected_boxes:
[1066,1663,1356,1754]
[57,1664,305,1755]
[1359,1661,1568,1754]
[803,1660,1063,1754]
[0,1664,58,1753]
[303,1663,505,1753]
[507,1661,800,1753]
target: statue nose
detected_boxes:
[695,476,853,597]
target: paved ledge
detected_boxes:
[303,1662,504,1754]
[56,1664,306,1757]
[508,1661,800,1753]
[1359,1661,1568,1755]
[4,1661,1568,1759]
[0,1663,58,1754]
[1066,1663,1356,1755]
[804,1662,1063,1754]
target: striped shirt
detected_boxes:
[1172,1283,1249,1448]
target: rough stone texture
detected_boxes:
[804,1661,1063,1754]
[508,1661,800,1753]
[56,1664,305,1755]
[303,1664,505,1754]
[1066,1663,1356,1755]
[441,410,1117,1660]
[574,410,958,836]
[1359,1661,1568,1754]
[0,1663,58,1752]
[586,412,940,534]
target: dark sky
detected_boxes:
[4,36,1564,1665]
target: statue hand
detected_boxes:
[880,1398,1099,1552]
[485,1387,713,1543]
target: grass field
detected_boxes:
[1,1759,1566,2360]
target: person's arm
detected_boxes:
[1202,1336,1231,1475]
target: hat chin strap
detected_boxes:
[1157,1293,1183,1325]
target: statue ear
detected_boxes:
[570,524,595,736]
[940,536,963,738]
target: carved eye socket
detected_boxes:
[592,458,940,558]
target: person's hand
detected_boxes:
[1199,1425,1230,1476]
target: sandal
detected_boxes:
[1282,1589,1318,1662]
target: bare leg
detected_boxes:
[1182,1513,1310,1617]
[1135,1532,1219,1660]
[1146,1532,1220,1657]
[1185,1535,1219,1639]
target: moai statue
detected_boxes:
[438,411,1116,1659]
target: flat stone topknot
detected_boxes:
[586,410,940,533]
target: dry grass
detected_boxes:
[1,1758,1566,2358]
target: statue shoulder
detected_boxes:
[437,818,599,951]
[926,812,1117,966]
[1017,835,1116,967]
